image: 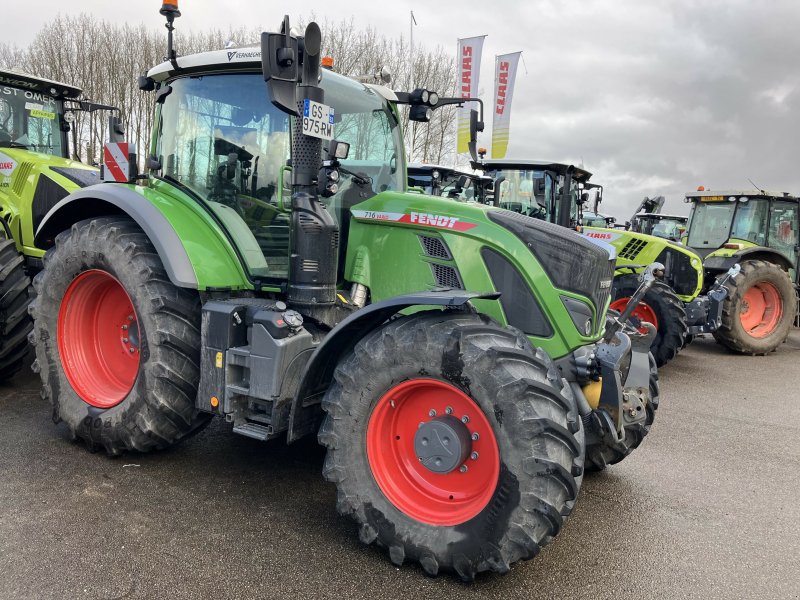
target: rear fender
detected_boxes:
[704,246,793,274]
[34,183,251,290]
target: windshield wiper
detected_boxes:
[339,166,371,187]
[0,141,30,149]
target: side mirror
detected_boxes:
[109,115,125,143]
[468,108,484,163]
[261,15,300,116]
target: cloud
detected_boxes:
[4,0,798,217]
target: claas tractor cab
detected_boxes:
[631,214,688,243]
[406,163,483,201]
[0,68,119,379]
[684,189,798,353]
[15,6,659,580]
[476,159,718,366]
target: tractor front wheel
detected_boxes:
[29,217,210,455]
[611,275,687,367]
[713,259,795,354]
[319,312,585,580]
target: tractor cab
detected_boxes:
[146,56,406,284]
[477,159,591,227]
[407,163,483,201]
[0,69,80,159]
[631,213,688,243]
[684,190,800,277]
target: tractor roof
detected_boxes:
[407,163,477,177]
[146,47,397,101]
[634,213,688,221]
[477,159,593,182]
[0,68,82,99]
[685,190,797,201]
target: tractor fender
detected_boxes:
[286,290,500,443]
[35,185,197,287]
[705,247,793,275]
[34,183,251,290]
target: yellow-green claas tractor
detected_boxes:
[684,189,798,354]
[0,68,118,379]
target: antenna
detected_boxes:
[747,177,765,194]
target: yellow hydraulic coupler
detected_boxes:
[581,379,602,410]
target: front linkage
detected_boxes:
[684,264,740,335]
[562,263,661,470]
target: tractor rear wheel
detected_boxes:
[585,353,659,471]
[713,259,795,354]
[0,237,34,381]
[29,217,210,455]
[611,275,687,367]
[319,312,585,580]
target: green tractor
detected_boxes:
[475,159,697,366]
[0,68,120,379]
[684,189,798,354]
[8,7,659,579]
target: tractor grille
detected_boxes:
[431,263,463,289]
[12,162,34,196]
[619,237,648,261]
[488,209,615,329]
[657,247,699,296]
[419,235,452,260]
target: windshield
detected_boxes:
[0,85,64,156]
[407,169,479,201]
[156,71,404,281]
[687,201,736,248]
[486,168,549,219]
[651,218,685,241]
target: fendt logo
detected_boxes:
[409,212,460,229]
[351,210,478,232]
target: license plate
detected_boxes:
[302,99,334,140]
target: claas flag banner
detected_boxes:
[456,35,486,155]
[491,52,521,159]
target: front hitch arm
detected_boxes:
[604,262,664,344]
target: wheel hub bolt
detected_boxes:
[471,432,479,441]
[129,348,135,353]
[445,406,453,415]
[121,324,128,330]
[470,451,479,460]
[461,415,470,424]
[428,409,436,417]
[459,465,468,473]
[128,315,134,321]
[122,338,129,343]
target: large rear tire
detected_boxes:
[585,353,659,472]
[611,275,687,367]
[0,238,34,381]
[319,312,585,580]
[713,259,795,355]
[29,217,210,455]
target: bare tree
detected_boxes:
[0,14,459,167]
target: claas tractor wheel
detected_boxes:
[0,237,34,381]
[610,275,688,367]
[29,217,210,455]
[713,259,795,355]
[319,312,585,580]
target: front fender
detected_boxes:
[287,290,499,442]
[35,182,251,290]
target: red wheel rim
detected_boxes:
[739,282,782,338]
[610,297,659,334]
[57,270,140,408]
[366,379,500,526]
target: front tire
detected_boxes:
[611,275,688,367]
[713,259,795,354]
[30,217,210,455]
[318,312,584,580]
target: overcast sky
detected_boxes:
[5,0,799,218]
